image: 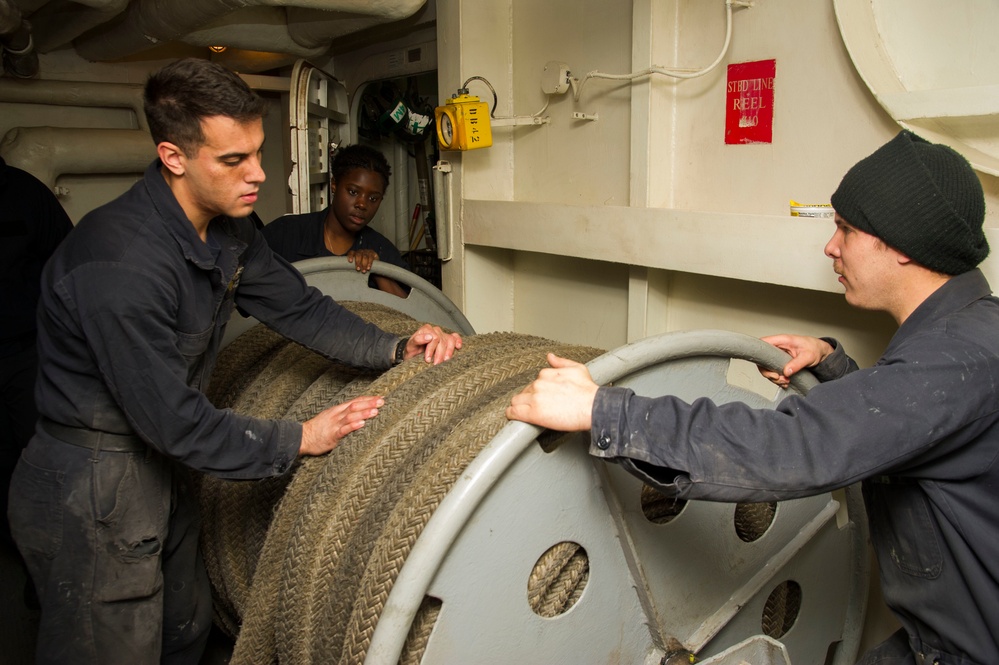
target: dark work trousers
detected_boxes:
[0,342,39,545]
[856,629,918,664]
[8,436,213,664]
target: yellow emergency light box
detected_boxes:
[434,92,492,152]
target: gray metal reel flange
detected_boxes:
[366,329,870,664]
[221,256,475,349]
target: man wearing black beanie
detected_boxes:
[509,130,997,664]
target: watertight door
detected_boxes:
[834,0,999,175]
[288,60,350,214]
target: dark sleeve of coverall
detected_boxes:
[232,226,399,371]
[53,259,300,478]
[588,335,992,502]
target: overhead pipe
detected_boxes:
[0,0,20,38]
[212,48,301,75]
[180,7,328,59]
[0,126,154,190]
[0,0,38,78]
[0,78,148,131]
[285,6,409,49]
[72,0,426,63]
[27,0,130,54]
[0,73,288,187]
[185,6,403,55]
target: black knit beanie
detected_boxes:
[830,130,988,275]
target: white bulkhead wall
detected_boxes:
[0,53,292,225]
[436,0,999,370]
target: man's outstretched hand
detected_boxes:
[300,395,384,456]
[506,353,597,432]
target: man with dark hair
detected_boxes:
[263,143,411,297]
[508,131,997,664]
[8,57,461,664]
[142,56,267,155]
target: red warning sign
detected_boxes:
[725,59,775,144]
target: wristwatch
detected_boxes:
[394,337,409,365]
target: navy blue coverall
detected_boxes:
[8,159,401,664]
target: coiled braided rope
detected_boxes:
[200,302,602,663]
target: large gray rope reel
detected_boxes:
[203,258,869,665]
[365,330,870,665]
[221,257,475,349]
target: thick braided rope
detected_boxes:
[227,388,373,664]
[284,363,373,423]
[204,297,411,410]
[202,341,334,633]
[203,342,334,630]
[306,337,568,661]
[268,354,444,664]
[228,342,330,419]
[400,597,442,665]
[341,378,534,663]
[274,333,537,663]
[211,322,603,664]
[762,581,797,638]
[201,364,376,639]
[229,314,430,664]
[199,324,290,635]
[235,366,426,664]
[199,302,421,659]
[339,300,424,337]
[339,344,602,663]
[528,541,590,618]
[299,337,599,662]
[206,325,288,409]
[734,501,776,542]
